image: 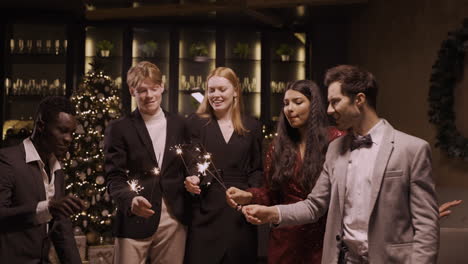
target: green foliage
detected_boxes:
[189,42,209,57]
[142,41,159,56]
[233,42,250,59]
[275,43,294,56]
[64,69,122,244]
[96,40,114,51]
[428,18,468,159]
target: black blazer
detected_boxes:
[0,143,81,264]
[184,114,263,264]
[104,109,189,239]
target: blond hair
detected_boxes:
[196,67,248,135]
[126,61,162,89]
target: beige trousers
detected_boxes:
[113,199,187,264]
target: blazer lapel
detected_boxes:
[27,162,47,201]
[20,143,47,201]
[335,135,352,215]
[131,109,158,165]
[368,121,395,218]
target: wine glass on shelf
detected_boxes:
[54,40,60,55]
[45,40,52,54]
[36,40,43,54]
[10,39,15,54]
[53,79,61,95]
[40,79,48,95]
[26,40,33,54]
[18,39,24,54]
[5,78,11,95]
[63,40,68,54]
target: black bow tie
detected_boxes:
[350,134,373,151]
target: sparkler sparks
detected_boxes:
[171,144,190,173]
[197,161,211,176]
[203,153,212,160]
[127,179,144,194]
[152,167,160,176]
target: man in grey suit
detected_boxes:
[242,65,439,263]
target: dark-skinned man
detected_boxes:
[0,96,85,264]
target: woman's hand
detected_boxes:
[439,200,462,218]
[184,176,201,194]
[226,187,253,208]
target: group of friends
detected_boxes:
[0,60,463,264]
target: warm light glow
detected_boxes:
[254,40,261,60]
[132,39,139,58]
[209,40,216,59]
[296,5,306,17]
[85,37,94,57]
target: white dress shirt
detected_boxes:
[343,119,385,260]
[23,137,61,226]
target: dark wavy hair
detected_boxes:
[270,80,329,194]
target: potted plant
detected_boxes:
[96,40,114,57]
[275,44,294,62]
[189,42,209,62]
[233,42,250,59]
[142,41,158,57]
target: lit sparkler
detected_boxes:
[152,167,160,176]
[127,179,144,194]
[171,144,190,174]
[197,161,211,176]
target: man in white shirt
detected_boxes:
[241,65,439,263]
[0,96,85,264]
[105,61,189,264]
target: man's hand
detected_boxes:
[184,176,201,194]
[226,187,253,208]
[439,200,462,218]
[131,196,155,218]
[242,204,280,225]
[49,195,85,218]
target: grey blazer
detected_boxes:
[277,120,439,264]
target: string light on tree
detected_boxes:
[63,64,121,245]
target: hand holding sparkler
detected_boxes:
[184,176,201,194]
[49,194,86,218]
[226,187,253,210]
[131,196,155,218]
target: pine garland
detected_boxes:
[429,18,468,158]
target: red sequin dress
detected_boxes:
[248,127,345,264]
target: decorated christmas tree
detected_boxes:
[63,64,122,245]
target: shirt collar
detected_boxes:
[141,107,165,123]
[23,138,61,173]
[365,119,385,146]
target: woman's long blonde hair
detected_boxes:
[196,67,248,135]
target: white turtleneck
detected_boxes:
[141,108,166,168]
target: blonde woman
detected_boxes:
[184,67,263,264]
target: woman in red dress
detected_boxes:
[226,80,344,264]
